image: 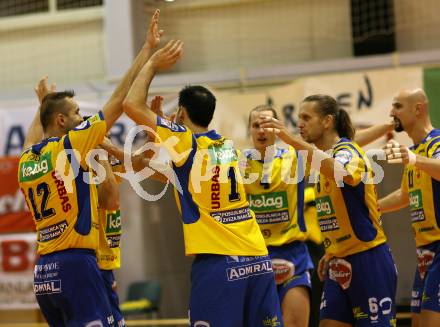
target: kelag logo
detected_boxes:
[19,152,53,182]
[409,190,423,210]
[316,196,335,217]
[249,192,288,212]
[106,210,121,233]
[208,140,237,164]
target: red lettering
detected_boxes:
[63,203,72,213]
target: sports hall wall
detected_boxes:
[1,0,440,320]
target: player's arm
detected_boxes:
[354,122,393,147]
[100,137,168,183]
[413,156,440,182]
[259,115,356,185]
[384,139,440,181]
[23,76,56,149]
[97,159,120,210]
[102,9,164,130]
[378,188,409,214]
[122,40,183,131]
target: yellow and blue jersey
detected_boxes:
[314,138,386,257]
[242,146,308,246]
[97,208,122,270]
[18,112,107,255]
[304,186,323,245]
[154,116,267,256]
[402,129,440,248]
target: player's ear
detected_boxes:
[55,113,66,128]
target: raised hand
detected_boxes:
[383,140,416,165]
[150,95,164,118]
[145,9,164,49]
[148,39,183,72]
[258,114,291,144]
[35,76,56,104]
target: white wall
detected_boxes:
[0,12,105,91]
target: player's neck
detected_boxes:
[315,131,340,151]
[187,121,209,134]
[43,127,65,139]
[408,121,434,145]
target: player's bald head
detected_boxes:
[397,88,428,107]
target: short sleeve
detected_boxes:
[427,136,440,159]
[155,116,194,167]
[63,111,107,166]
[333,145,365,186]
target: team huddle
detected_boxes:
[17,9,440,327]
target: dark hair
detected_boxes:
[302,94,355,140]
[248,105,278,129]
[178,85,216,128]
[40,90,75,131]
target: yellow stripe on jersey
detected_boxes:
[155,116,267,256]
[315,138,386,257]
[18,112,107,255]
[402,129,440,247]
[242,146,308,246]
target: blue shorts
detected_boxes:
[34,249,114,327]
[268,241,313,301]
[101,270,125,327]
[320,243,397,326]
[189,254,283,327]
[411,241,440,314]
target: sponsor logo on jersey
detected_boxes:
[34,280,61,295]
[316,196,335,217]
[329,258,352,290]
[73,120,90,131]
[211,207,252,224]
[106,210,121,234]
[158,117,186,132]
[319,216,339,232]
[416,249,435,279]
[255,211,289,224]
[208,141,237,164]
[263,315,282,326]
[106,234,121,248]
[39,220,68,242]
[19,152,53,182]
[272,259,295,285]
[226,259,272,281]
[409,190,425,222]
[409,190,423,210]
[249,192,288,212]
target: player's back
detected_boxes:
[18,113,106,255]
[155,119,267,256]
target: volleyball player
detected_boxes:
[259,94,397,327]
[379,89,440,327]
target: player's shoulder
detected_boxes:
[156,116,187,133]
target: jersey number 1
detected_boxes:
[228,167,241,202]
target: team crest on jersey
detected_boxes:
[329,258,352,290]
[19,152,53,182]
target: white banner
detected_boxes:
[214,66,422,148]
[0,233,38,309]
